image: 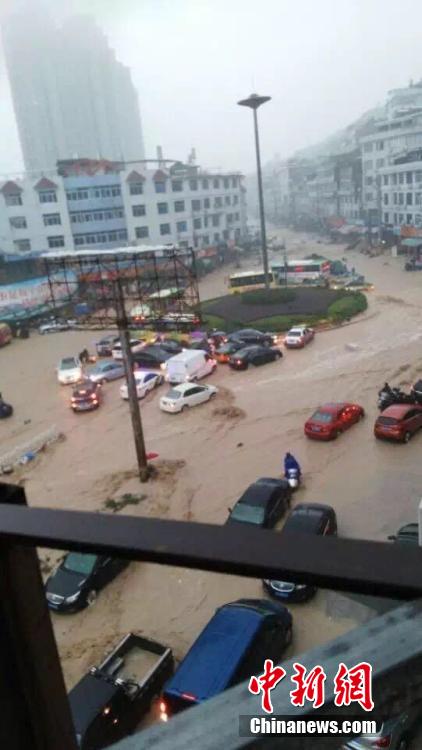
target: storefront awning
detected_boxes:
[402,238,422,247]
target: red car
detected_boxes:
[284,326,315,349]
[304,402,364,440]
[374,404,422,443]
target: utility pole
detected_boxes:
[115,278,150,482]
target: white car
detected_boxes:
[39,319,70,334]
[160,383,218,413]
[111,339,146,360]
[120,370,163,400]
[284,326,315,349]
[57,356,83,385]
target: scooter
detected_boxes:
[286,467,300,490]
[0,400,13,419]
[377,386,415,411]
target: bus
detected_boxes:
[228,270,274,293]
[271,259,331,285]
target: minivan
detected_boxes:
[164,349,216,384]
[159,598,292,720]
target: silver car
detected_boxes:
[89,361,125,384]
[342,708,421,750]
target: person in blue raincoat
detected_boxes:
[284,452,301,479]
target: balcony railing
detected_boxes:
[2,480,422,750]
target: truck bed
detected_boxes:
[97,633,173,690]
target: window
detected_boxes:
[383,194,389,205]
[132,204,146,217]
[416,193,422,206]
[383,175,388,186]
[189,179,198,191]
[172,180,183,192]
[155,181,166,193]
[415,170,422,182]
[174,200,185,212]
[406,193,413,205]
[365,192,373,201]
[192,199,201,211]
[157,202,168,214]
[111,186,121,197]
[364,160,373,171]
[393,213,398,224]
[376,158,384,169]
[223,178,229,189]
[39,190,57,203]
[13,239,31,251]
[130,183,143,195]
[415,213,422,226]
[204,197,210,209]
[399,213,404,224]
[233,195,239,205]
[9,216,27,229]
[399,193,404,205]
[212,214,219,227]
[376,141,384,151]
[406,213,413,224]
[365,176,373,186]
[363,142,373,153]
[203,235,209,245]
[5,193,22,206]
[384,213,389,224]
[392,174,397,185]
[227,213,233,223]
[213,232,220,241]
[176,221,188,232]
[406,172,413,185]
[135,226,149,239]
[234,212,240,221]
[202,179,209,190]
[66,189,89,201]
[47,235,65,248]
[43,213,61,226]
[399,173,404,185]
[225,196,231,205]
[215,197,222,208]
[232,177,237,188]
[213,178,220,189]
[393,192,398,205]
[160,223,171,235]
[193,218,202,229]
[204,216,208,227]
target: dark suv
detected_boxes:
[229,328,276,347]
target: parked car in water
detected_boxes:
[132,345,173,370]
[228,345,282,370]
[228,328,276,347]
[89,360,125,384]
[341,707,422,750]
[39,318,70,334]
[214,338,244,363]
[263,503,337,602]
[46,552,129,612]
[57,356,83,385]
[388,523,419,545]
[207,330,227,349]
[226,478,291,528]
[374,404,422,443]
[95,335,120,357]
[160,383,217,413]
[112,339,146,360]
[70,380,102,412]
[304,402,364,440]
[164,349,216,384]
[159,599,292,721]
[120,370,163,400]
[284,326,315,349]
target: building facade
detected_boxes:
[1,6,145,172]
[380,151,422,230]
[0,160,247,255]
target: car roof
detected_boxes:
[69,673,121,736]
[170,382,207,394]
[314,402,348,413]
[380,404,421,417]
[283,503,334,534]
[256,477,290,490]
[163,601,268,702]
[237,482,281,507]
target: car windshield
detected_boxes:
[60,358,77,369]
[167,389,182,399]
[231,504,265,524]
[288,330,302,337]
[63,553,97,575]
[311,411,333,423]
[378,416,399,425]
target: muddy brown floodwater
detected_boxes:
[0,229,421,698]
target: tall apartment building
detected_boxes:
[1,6,145,172]
[0,159,247,254]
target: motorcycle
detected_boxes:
[0,400,13,419]
[411,380,422,405]
[377,385,415,411]
[286,467,300,490]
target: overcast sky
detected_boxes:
[1,0,422,175]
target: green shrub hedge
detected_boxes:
[327,292,367,323]
[240,288,296,305]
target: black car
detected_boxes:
[70,381,102,412]
[228,345,282,370]
[388,523,418,544]
[215,338,244,362]
[132,344,173,369]
[95,335,120,357]
[156,339,183,354]
[264,503,337,602]
[207,329,227,348]
[229,328,276,347]
[45,552,129,612]
[226,478,292,528]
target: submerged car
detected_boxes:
[374,404,422,443]
[304,402,364,440]
[284,326,314,349]
[95,335,120,357]
[120,370,163,400]
[228,328,276,347]
[160,383,217,413]
[214,339,244,363]
[388,522,418,544]
[264,503,337,602]
[226,478,292,528]
[89,360,125,384]
[46,552,129,612]
[39,318,70,334]
[70,381,102,412]
[133,345,173,370]
[57,356,83,385]
[112,339,146,360]
[228,345,282,370]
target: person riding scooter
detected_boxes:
[284,452,302,489]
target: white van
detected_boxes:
[164,349,216,384]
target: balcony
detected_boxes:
[2,480,422,750]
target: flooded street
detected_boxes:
[0,231,421,690]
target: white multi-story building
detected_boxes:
[0,160,247,255]
[379,155,422,229]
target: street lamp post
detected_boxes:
[238,93,271,290]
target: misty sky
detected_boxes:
[1,0,422,175]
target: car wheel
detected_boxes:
[285,626,293,646]
[101,378,107,385]
[209,391,216,399]
[333,430,340,439]
[182,404,188,412]
[86,590,97,607]
[403,431,411,443]
[275,352,282,360]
